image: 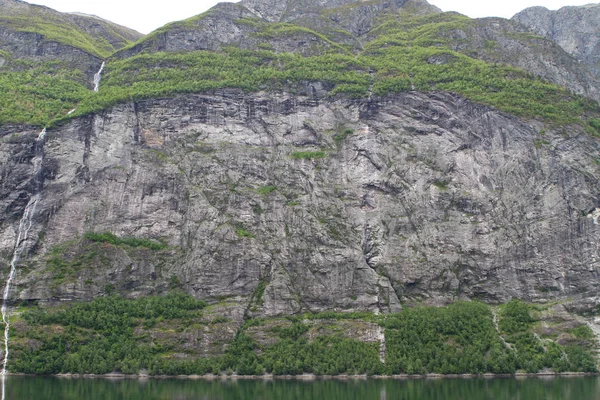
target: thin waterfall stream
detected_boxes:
[1,128,46,378]
[93,61,105,92]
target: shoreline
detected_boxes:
[4,372,599,381]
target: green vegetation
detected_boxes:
[497,300,597,373]
[0,15,109,57]
[10,298,597,376]
[498,299,535,335]
[586,118,600,137]
[84,231,167,250]
[257,185,277,195]
[384,302,516,374]
[46,242,99,286]
[0,63,89,126]
[12,293,207,374]
[41,235,172,291]
[333,127,354,146]
[235,227,256,238]
[258,335,382,376]
[0,5,136,59]
[251,21,351,55]
[291,151,328,160]
[19,42,598,129]
[432,180,449,190]
[1,10,599,130]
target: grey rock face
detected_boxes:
[116,0,441,58]
[2,90,600,316]
[0,27,104,80]
[513,4,600,79]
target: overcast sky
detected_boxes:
[27,0,597,34]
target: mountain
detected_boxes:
[0,0,142,95]
[0,0,143,126]
[1,0,600,376]
[513,4,600,79]
[0,0,142,58]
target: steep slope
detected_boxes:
[0,0,142,60]
[1,0,600,376]
[0,0,143,126]
[513,4,600,79]
[114,0,440,58]
[113,1,598,104]
[3,89,600,313]
[365,12,599,102]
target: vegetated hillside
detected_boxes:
[8,299,598,375]
[0,0,143,126]
[1,0,600,376]
[0,0,142,59]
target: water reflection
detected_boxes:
[5,375,600,400]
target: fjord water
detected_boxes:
[4,376,600,400]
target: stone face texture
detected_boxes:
[2,90,600,315]
[513,5,600,79]
[115,0,441,58]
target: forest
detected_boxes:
[10,296,597,376]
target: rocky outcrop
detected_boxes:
[0,0,142,55]
[513,4,600,79]
[2,89,600,316]
[115,0,441,58]
[241,0,440,34]
[0,27,104,80]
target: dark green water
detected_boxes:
[4,376,600,400]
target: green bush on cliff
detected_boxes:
[84,231,167,250]
[0,65,89,126]
[498,299,534,334]
[497,299,597,373]
[65,45,598,129]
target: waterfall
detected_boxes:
[93,61,105,92]
[1,196,39,375]
[1,128,46,376]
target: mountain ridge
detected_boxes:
[513,3,600,79]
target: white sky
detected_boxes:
[25,0,598,34]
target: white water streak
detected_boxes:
[93,61,105,93]
[1,196,39,376]
[1,127,46,376]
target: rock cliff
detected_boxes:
[1,0,600,350]
[3,88,600,318]
[513,4,600,79]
